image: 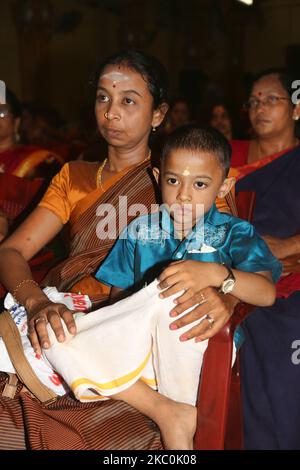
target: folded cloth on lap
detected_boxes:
[43,280,209,406]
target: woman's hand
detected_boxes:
[27,299,77,355]
[168,287,238,342]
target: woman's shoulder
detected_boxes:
[66,160,100,182]
[67,160,100,172]
[230,140,250,167]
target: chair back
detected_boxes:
[194,190,256,450]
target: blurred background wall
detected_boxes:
[1,0,300,123]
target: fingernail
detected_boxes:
[170,310,177,317]
[159,293,164,298]
[195,337,202,343]
[58,335,64,342]
[173,299,178,304]
[70,326,76,334]
[42,342,49,348]
[169,323,178,330]
[180,335,188,341]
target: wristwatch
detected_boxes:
[218,264,236,294]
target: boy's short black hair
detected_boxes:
[161,125,232,177]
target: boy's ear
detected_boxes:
[217,176,236,198]
[152,167,160,184]
[152,103,169,129]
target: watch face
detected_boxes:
[223,279,235,293]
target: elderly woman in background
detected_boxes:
[231,68,300,449]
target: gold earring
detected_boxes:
[104,112,109,119]
[14,132,20,143]
[294,115,299,121]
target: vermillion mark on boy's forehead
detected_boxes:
[100,71,131,87]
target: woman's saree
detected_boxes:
[236,144,300,449]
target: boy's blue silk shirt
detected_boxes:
[95,204,282,291]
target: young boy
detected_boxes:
[44,126,281,450]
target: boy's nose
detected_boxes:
[177,188,192,202]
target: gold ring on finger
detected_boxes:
[34,316,47,325]
[205,314,215,328]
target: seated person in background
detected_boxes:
[162,97,191,135]
[75,125,280,450]
[233,68,300,449]
[208,101,235,141]
[0,89,63,180]
[151,97,191,167]
[20,101,83,162]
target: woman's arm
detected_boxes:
[0,206,76,355]
[110,286,126,302]
[0,210,9,242]
[263,234,300,259]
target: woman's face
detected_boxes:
[249,74,296,139]
[0,105,18,144]
[95,64,165,150]
[210,105,232,138]
[170,101,190,129]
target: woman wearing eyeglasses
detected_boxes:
[232,69,300,449]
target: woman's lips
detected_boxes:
[104,128,122,137]
[254,118,271,125]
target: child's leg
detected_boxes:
[153,303,209,406]
[111,380,197,450]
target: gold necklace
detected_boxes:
[97,150,151,190]
[97,158,107,191]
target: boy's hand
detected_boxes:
[158,260,222,299]
[167,288,238,342]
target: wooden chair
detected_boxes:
[194,191,256,450]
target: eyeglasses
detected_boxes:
[0,104,10,119]
[244,95,291,111]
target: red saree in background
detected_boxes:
[0,145,63,178]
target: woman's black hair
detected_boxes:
[250,67,295,100]
[94,49,169,109]
[5,88,22,118]
[162,125,232,177]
